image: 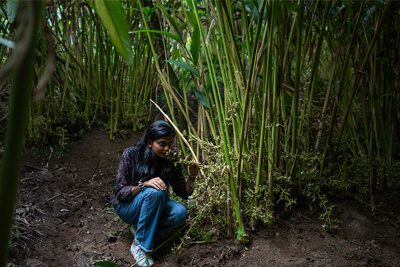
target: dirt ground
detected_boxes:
[7,127,400,267]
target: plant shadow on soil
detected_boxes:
[7,127,400,267]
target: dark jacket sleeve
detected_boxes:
[170,163,190,199]
[114,147,137,204]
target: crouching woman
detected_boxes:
[112,120,199,266]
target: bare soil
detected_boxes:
[7,127,400,267]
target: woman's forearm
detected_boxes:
[130,185,141,197]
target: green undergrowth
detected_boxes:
[180,134,400,243]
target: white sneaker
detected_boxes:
[130,240,154,267]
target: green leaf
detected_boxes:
[187,0,196,12]
[155,0,183,43]
[205,75,211,95]
[94,261,120,267]
[191,24,200,66]
[186,10,197,28]
[284,2,300,13]
[0,37,14,49]
[192,87,209,109]
[94,0,133,64]
[165,59,199,77]
[131,30,183,45]
[6,0,19,23]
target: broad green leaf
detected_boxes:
[6,0,18,23]
[165,59,199,77]
[236,41,247,48]
[0,37,14,49]
[284,2,300,13]
[94,261,120,267]
[192,87,209,109]
[187,0,195,12]
[131,30,183,45]
[94,0,133,64]
[186,10,197,28]
[142,6,151,16]
[191,24,200,66]
[363,5,376,23]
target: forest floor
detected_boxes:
[7,127,400,267]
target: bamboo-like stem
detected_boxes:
[320,1,365,176]
[235,0,266,193]
[0,2,43,265]
[337,1,392,140]
[290,0,304,189]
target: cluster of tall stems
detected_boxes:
[129,0,399,240]
[0,0,399,245]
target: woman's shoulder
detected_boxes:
[122,146,140,157]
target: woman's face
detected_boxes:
[147,136,174,158]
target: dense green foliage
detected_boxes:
[0,0,399,249]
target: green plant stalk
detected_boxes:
[137,0,195,158]
[255,53,271,212]
[290,0,304,188]
[217,0,246,90]
[270,3,286,200]
[268,54,280,203]
[255,4,275,204]
[282,10,297,161]
[114,62,124,133]
[240,0,251,64]
[190,3,232,166]
[206,4,234,151]
[320,1,365,176]
[109,51,115,140]
[0,2,43,265]
[188,0,248,242]
[314,53,339,150]
[214,42,240,154]
[85,22,94,123]
[138,1,197,134]
[301,1,330,152]
[337,1,392,141]
[235,0,266,191]
[78,13,85,118]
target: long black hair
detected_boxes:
[134,120,176,181]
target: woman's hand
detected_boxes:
[186,162,200,194]
[188,162,201,178]
[144,177,167,191]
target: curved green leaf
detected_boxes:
[193,87,209,109]
[284,1,300,13]
[165,59,199,77]
[191,24,200,66]
[94,0,132,64]
[155,0,182,40]
[6,0,19,23]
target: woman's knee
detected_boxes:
[172,203,188,224]
[144,187,168,202]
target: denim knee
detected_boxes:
[144,187,168,202]
[174,204,189,225]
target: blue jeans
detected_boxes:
[115,187,188,252]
